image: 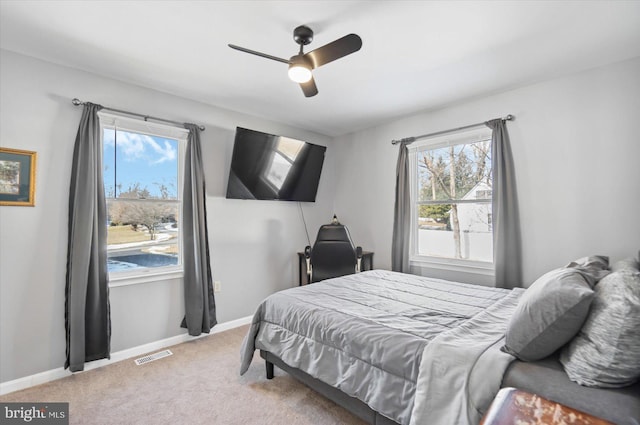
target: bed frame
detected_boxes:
[261,350,399,425]
[262,348,640,425]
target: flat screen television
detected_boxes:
[226,127,326,202]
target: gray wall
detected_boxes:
[0,50,336,383]
[332,57,640,286]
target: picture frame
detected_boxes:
[0,147,37,206]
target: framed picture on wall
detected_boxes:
[0,147,37,206]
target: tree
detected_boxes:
[107,182,175,241]
[418,204,451,225]
[454,148,475,195]
[118,202,174,240]
[448,146,462,258]
[471,141,491,184]
[418,140,492,258]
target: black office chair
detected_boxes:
[304,216,363,283]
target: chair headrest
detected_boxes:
[315,224,353,243]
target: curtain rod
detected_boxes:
[390,114,514,145]
[71,98,205,132]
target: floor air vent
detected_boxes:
[135,349,173,366]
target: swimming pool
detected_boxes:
[108,253,178,272]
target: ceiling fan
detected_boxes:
[229,25,362,97]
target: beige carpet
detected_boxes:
[1,325,367,425]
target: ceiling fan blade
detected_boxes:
[300,77,318,97]
[305,34,362,69]
[228,44,290,64]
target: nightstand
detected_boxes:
[480,387,614,425]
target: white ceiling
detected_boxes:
[1,1,639,137]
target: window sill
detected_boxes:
[109,268,183,287]
[409,256,494,276]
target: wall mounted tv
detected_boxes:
[226,127,326,202]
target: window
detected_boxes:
[99,112,187,281]
[409,127,493,270]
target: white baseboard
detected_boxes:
[0,315,252,396]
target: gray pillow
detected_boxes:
[502,268,594,361]
[565,255,609,270]
[560,268,640,388]
[565,255,610,286]
[610,257,640,273]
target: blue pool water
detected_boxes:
[108,253,178,272]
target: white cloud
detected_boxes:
[105,130,176,165]
[146,137,177,164]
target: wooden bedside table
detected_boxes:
[480,387,614,425]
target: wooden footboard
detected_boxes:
[259,350,399,425]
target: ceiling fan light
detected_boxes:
[288,64,312,83]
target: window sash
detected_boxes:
[105,198,180,204]
[99,112,186,279]
[408,126,492,153]
[98,112,189,141]
[416,198,492,205]
[108,240,177,251]
[409,128,494,266]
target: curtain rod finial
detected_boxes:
[505,114,514,121]
[391,136,416,145]
[72,98,83,106]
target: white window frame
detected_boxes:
[408,127,494,276]
[99,112,188,286]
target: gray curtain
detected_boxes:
[486,119,522,288]
[391,140,412,272]
[65,103,111,372]
[181,124,217,335]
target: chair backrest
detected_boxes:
[310,224,357,282]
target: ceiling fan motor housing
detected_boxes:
[293,25,314,46]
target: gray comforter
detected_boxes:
[240,270,520,424]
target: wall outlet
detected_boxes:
[214,281,222,293]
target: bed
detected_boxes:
[240,270,524,425]
[240,268,640,425]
